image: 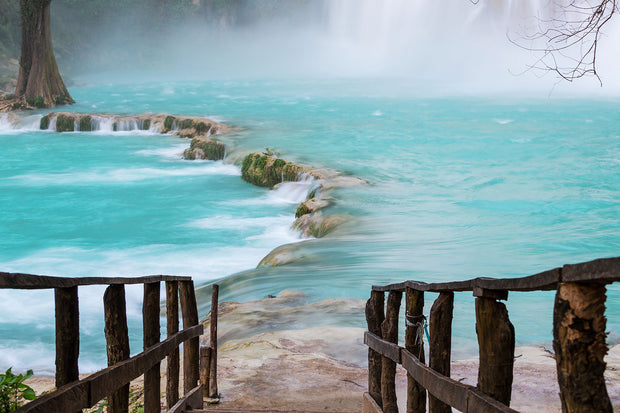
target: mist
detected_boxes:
[51,0,620,95]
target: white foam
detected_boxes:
[188,214,292,230]
[267,174,317,204]
[6,163,241,185]
[135,143,187,159]
[494,119,514,125]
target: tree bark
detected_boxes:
[365,290,385,407]
[381,291,402,413]
[16,0,73,107]
[553,282,612,413]
[429,292,453,413]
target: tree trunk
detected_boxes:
[16,0,73,107]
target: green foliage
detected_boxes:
[241,152,301,188]
[140,119,150,130]
[263,147,280,157]
[273,158,286,169]
[88,400,107,413]
[187,138,225,160]
[0,367,36,412]
[40,114,50,130]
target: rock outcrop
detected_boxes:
[241,153,305,188]
[38,112,227,137]
[183,138,226,161]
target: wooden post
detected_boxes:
[104,285,130,413]
[429,292,454,413]
[179,280,200,394]
[209,284,219,398]
[54,286,79,389]
[475,290,514,406]
[381,291,402,413]
[553,282,612,413]
[200,346,212,398]
[166,281,180,408]
[143,282,161,413]
[405,287,425,413]
[366,290,385,408]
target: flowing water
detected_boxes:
[2,0,620,373]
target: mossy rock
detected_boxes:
[163,115,176,132]
[184,138,225,160]
[79,116,92,132]
[241,153,302,188]
[56,114,75,132]
[292,213,346,238]
[194,121,210,134]
[40,115,50,130]
[141,119,151,130]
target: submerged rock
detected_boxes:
[257,242,312,267]
[295,197,330,218]
[292,212,348,238]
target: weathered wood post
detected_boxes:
[200,346,212,398]
[166,281,180,408]
[381,290,402,413]
[428,292,453,413]
[209,284,219,398]
[366,290,385,407]
[553,282,612,413]
[405,287,425,413]
[474,288,514,406]
[143,282,161,413]
[179,280,200,394]
[104,285,130,413]
[54,286,79,388]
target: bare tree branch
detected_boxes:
[507,0,617,85]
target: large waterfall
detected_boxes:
[320,0,620,90]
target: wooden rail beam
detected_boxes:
[405,287,425,413]
[365,290,385,407]
[380,291,402,413]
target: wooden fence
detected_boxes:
[0,272,214,413]
[363,256,620,413]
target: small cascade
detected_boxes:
[269,174,317,204]
[0,113,12,131]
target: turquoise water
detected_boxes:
[1,78,619,372]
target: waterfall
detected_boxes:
[321,0,620,88]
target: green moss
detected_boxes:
[185,138,225,160]
[112,122,118,132]
[241,152,302,188]
[40,115,50,130]
[181,118,193,129]
[163,115,175,132]
[295,203,311,218]
[141,119,151,130]
[33,95,44,108]
[55,114,74,132]
[79,116,92,131]
[194,121,209,134]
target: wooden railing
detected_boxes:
[0,272,208,413]
[363,256,620,413]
